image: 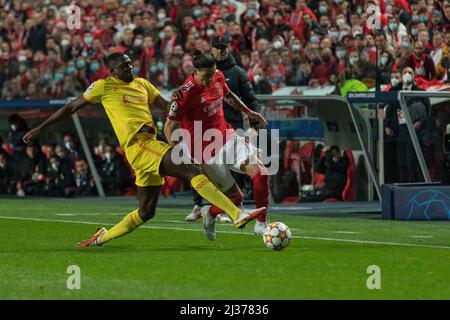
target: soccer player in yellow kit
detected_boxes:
[22,53,265,247]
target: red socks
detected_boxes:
[252,168,269,222]
[208,189,243,217]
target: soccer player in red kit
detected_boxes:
[164,49,271,240]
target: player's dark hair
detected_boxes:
[189,48,216,69]
[106,52,125,69]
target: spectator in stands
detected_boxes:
[61,134,82,166]
[16,143,47,197]
[74,159,96,197]
[301,145,349,202]
[380,50,395,85]
[7,114,29,160]
[405,40,437,81]
[99,145,130,196]
[44,155,76,197]
[0,151,14,195]
[386,67,431,182]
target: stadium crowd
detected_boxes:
[1,0,450,99]
[0,114,133,196]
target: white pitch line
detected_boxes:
[331,231,360,234]
[410,235,433,239]
[0,215,449,250]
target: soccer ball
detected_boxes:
[263,222,292,250]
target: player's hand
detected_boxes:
[23,127,42,144]
[248,111,267,128]
[171,87,183,101]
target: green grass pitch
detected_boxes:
[1,198,450,299]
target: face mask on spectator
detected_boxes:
[10,124,17,131]
[336,49,346,59]
[428,5,435,12]
[51,163,59,171]
[420,16,428,23]
[193,9,202,17]
[76,60,86,69]
[66,66,76,75]
[349,57,358,66]
[254,75,261,83]
[381,57,388,65]
[389,22,398,31]
[134,38,143,46]
[273,40,283,49]
[291,44,301,52]
[206,29,215,37]
[157,62,166,70]
[133,67,139,74]
[247,9,257,18]
[329,31,339,39]
[55,73,64,81]
[85,36,93,44]
[150,65,159,73]
[319,6,327,14]
[403,73,413,84]
[310,36,319,44]
[391,78,400,87]
[402,41,410,48]
[65,142,74,150]
[411,28,418,37]
[61,39,70,47]
[90,62,100,72]
[336,18,346,26]
[339,31,348,39]
[159,31,165,39]
[18,55,27,62]
[157,12,166,20]
[44,73,52,81]
[356,7,363,15]
[104,152,111,162]
[335,0,342,3]
[412,16,419,22]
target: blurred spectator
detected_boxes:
[300,145,349,202]
[7,114,29,159]
[16,143,47,197]
[74,159,96,196]
[44,155,76,197]
[99,145,131,196]
[404,40,437,81]
[0,151,14,195]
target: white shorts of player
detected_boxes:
[182,135,259,192]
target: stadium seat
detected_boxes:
[322,150,356,202]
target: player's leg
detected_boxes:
[158,148,265,228]
[79,185,161,247]
[225,135,270,235]
[240,160,270,235]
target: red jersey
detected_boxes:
[168,70,235,161]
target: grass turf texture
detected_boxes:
[1,198,450,299]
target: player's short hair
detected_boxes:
[106,52,125,69]
[189,48,216,69]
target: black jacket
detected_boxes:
[216,54,259,130]
[315,152,349,197]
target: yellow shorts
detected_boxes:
[125,132,172,187]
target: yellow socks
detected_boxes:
[190,174,241,221]
[101,209,144,244]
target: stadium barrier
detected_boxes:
[382,183,450,220]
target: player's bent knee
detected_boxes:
[138,208,156,222]
[185,164,202,180]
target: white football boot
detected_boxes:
[201,205,216,241]
[185,205,202,222]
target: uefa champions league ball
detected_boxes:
[263,222,292,250]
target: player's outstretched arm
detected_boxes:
[223,91,267,128]
[152,94,171,113]
[163,119,180,146]
[23,95,92,144]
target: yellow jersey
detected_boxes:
[82,76,160,148]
